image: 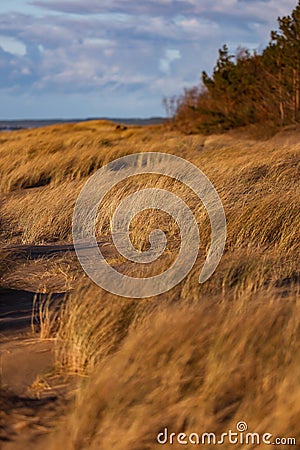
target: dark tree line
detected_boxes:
[164,2,300,133]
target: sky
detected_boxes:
[0,0,297,119]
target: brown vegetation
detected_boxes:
[0,120,299,449]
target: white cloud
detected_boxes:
[0,35,26,55]
[159,48,181,74]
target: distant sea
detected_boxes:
[0,117,165,131]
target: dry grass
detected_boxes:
[0,121,299,448]
[0,121,190,194]
[49,293,300,450]
[0,250,80,302]
[0,248,19,281]
[52,249,299,376]
[1,123,298,251]
[31,293,62,340]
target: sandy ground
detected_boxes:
[0,323,69,449]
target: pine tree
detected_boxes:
[271,1,300,122]
[166,1,300,133]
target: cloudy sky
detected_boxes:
[0,0,297,119]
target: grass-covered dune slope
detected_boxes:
[0,120,299,449]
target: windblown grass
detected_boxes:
[52,245,299,376]
[1,124,298,249]
[0,121,187,193]
[0,121,299,448]
[49,293,300,450]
